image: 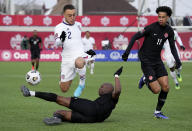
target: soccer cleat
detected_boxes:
[74,85,84,97]
[21,86,31,97]
[43,117,62,125]
[177,74,182,82]
[138,75,145,89]
[175,84,180,90]
[154,112,169,119]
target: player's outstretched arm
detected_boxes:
[112,66,123,99]
[122,31,144,61]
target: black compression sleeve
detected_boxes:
[168,37,181,64]
[124,31,144,55]
[35,92,57,102]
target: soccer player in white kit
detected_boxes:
[54,4,87,97]
[82,31,96,74]
[163,30,185,89]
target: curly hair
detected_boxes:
[156,6,172,17]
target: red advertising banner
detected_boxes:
[0,15,158,27]
[0,31,192,51]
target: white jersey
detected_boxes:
[163,30,183,68]
[82,36,95,52]
[164,30,183,58]
[54,21,85,61]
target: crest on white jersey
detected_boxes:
[24,16,33,25]
[101,16,110,26]
[10,34,23,50]
[81,16,91,26]
[3,16,12,25]
[44,34,58,49]
[120,16,129,26]
[43,16,52,26]
[113,34,128,50]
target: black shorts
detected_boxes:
[31,50,40,59]
[141,61,168,83]
[69,97,98,123]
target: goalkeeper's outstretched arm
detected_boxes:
[112,66,123,99]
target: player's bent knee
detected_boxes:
[162,85,170,92]
[75,57,85,69]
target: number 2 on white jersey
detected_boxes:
[67,31,72,39]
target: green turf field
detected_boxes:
[0,61,192,131]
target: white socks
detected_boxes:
[77,66,86,87]
[170,71,178,85]
[29,91,35,96]
[90,63,94,74]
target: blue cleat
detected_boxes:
[154,112,169,119]
[138,75,145,89]
[74,85,85,97]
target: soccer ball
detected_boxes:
[25,70,41,86]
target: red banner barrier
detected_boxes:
[0,31,192,50]
[0,15,158,27]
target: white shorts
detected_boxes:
[60,57,87,82]
[60,60,76,82]
[165,54,175,68]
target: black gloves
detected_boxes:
[175,61,182,69]
[122,53,129,61]
[86,49,96,57]
[60,31,66,42]
[180,45,185,51]
[114,66,123,76]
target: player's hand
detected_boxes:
[180,45,185,51]
[175,61,182,69]
[114,66,123,76]
[122,53,128,61]
[86,49,96,57]
[60,31,66,42]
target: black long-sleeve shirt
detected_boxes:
[125,22,181,64]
